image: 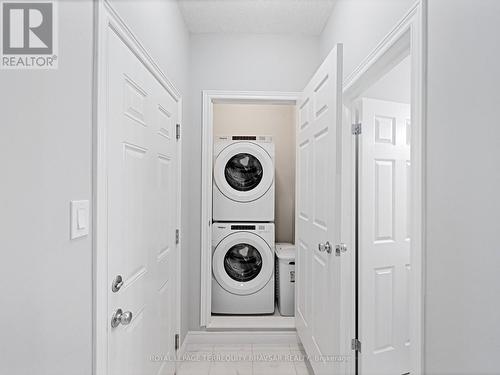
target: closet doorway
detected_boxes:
[342,4,425,374]
[200,91,299,330]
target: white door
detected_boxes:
[105,22,180,375]
[295,45,344,375]
[358,98,411,375]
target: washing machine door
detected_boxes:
[214,142,273,203]
[213,232,274,296]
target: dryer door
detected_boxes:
[214,142,273,203]
[213,232,274,296]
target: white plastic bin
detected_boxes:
[275,243,296,316]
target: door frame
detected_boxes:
[200,90,299,329]
[342,1,426,374]
[93,1,183,374]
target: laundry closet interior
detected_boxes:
[202,94,299,329]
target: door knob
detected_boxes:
[111,275,124,293]
[111,308,133,328]
[335,243,348,256]
[318,241,333,254]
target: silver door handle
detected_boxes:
[318,241,333,254]
[111,308,133,328]
[335,243,347,256]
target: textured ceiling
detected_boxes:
[177,0,337,36]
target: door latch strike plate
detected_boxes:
[351,338,361,352]
[175,333,180,351]
[352,123,362,135]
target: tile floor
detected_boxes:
[178,343,312,375]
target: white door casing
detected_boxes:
[358,98,411,375]
[342,4,425,374]
[295,44,343,375]
[95,3,182,375]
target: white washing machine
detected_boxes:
[212,222,275,314]
[213,136,275,222]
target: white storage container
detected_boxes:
[275,243,296,316]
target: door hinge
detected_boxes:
[176,123,181,140]
[351,338,362,353]
[175,333,180,351]
[352,123,362,135]
[175,229,180,244]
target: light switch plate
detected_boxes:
[71,200,89,239]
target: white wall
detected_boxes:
[185,33,320,331]
[0,1,190,374]
[320,0,415,78]
[363,56,411,103]
[0,2,94,374]
[425,1,500,373]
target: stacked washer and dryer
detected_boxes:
[212,135,276,314]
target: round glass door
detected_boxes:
[212,232,274,295]
[214,142,274,203]
[224,153,263,192]
[224,243,262,282]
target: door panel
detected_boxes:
[106,23,179,375]
[359,98,410,375]
[295,44,343,375]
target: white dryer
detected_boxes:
[212,222,275,314]
[213,136,275,222]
